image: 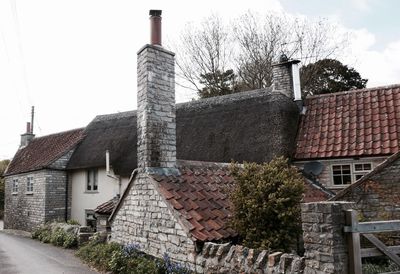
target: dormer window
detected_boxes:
[86,169,98,192]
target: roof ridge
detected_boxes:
[32,127,85,140]
[92,110,137,122]
[306,83,400,100]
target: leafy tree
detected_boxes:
[198,69,238,98]
[301,58,368,96]
[0,159,10,218]
[229,157,304,251]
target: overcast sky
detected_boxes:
[1,0,399,160]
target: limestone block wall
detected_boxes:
[111,173,196,265]
[44,169,69,223]
[4,169,70,231]
[194,242,304,274]
[302,201,354,274]
[4,170,47,231]
[337,157,400,220]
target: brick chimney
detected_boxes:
[137,10,179,175]
[272,54,302,102]
[20,122,34,148]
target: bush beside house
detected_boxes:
[76,237,192,274]
[229,157,305,251]
[32,222,79,248]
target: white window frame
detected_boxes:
[26,176,34,193]
[331,162,373,187]
[12,178,19,194]
[86,168,98,192]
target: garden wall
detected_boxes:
[192,201,354,274]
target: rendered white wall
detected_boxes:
[70,167,129,225]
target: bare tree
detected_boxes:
[173,12,348,97]
[234,12,348,91]
[173,15,234,96]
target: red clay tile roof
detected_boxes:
[95,197,119,215]
[110,161,332,242]
[5,128,85,176]
[295,84,400,160]
[152,161,237,242]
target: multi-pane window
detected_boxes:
[12,179,19,193]
[354,163,372,180]
[86,169,98,192]
[332,163,373,186]
[27,176,34,192]
[332,165,352,185]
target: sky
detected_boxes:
[1,0,400,160]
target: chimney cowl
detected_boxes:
[149,10,162,16]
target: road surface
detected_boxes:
[0,231,98,274]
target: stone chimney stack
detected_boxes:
[137,10,178,175]
[272,54,302,102]
[20,122,34,148]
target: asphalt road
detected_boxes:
[0,230,98,274]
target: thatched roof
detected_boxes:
[68,89,299,177]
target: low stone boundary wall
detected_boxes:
[194,242,304,273]
[191,201,354,274]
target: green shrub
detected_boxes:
[67,219,80,225]
[63,232,78,248]
[76,241,122,272]
[76,241,192,274]
[32,223,78,248]
[229,157,305,251]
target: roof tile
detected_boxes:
[295,84,400,159]
[5,128,84,175]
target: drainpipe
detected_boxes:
[65,173,69,222]
[106,150,121,195]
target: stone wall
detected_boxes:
[4,170,46,231]
[302,201,354,274]
[4,169,70,231]
[45,169,69,222]
[337,156,400,221]
[194,242,304,274]
[111,173,196,266]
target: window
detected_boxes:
[27,176,34,193]
[86,169,98,192]
[354,163,372,180]
[332,162,373,186]
[332,165,352,185]
[85,210,97,229]
[12,179,19,193]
